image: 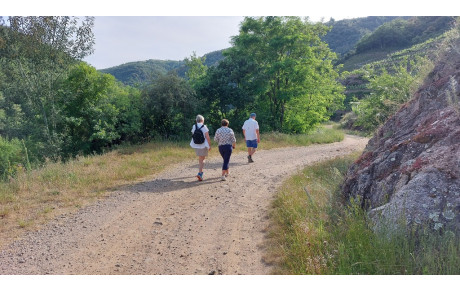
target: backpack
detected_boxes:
[192,123,205,144]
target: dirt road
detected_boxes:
[0,135,368,275]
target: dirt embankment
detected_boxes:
[0,135,368,275]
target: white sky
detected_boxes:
[3,1,458,69]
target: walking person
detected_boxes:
[214,119,236,181]
[242,113,260,163]
[190,114,212,181]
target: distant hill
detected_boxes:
[99,59,184,86]
[355,16,456,54]
[339,16,456,71]
[322,16,406,56]
[99,49,225,86]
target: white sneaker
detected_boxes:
[221,176,227,181]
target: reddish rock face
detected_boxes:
[342,34,460,233]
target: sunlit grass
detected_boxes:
[332,122,371,137]
[266,154,460,274]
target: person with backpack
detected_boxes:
[214,119,236,181]
[190,114,212,181]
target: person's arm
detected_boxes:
[256,129,260,143]
[242,129,246,140]
[205,131,212,150]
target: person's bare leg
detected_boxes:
[199,156,205,173]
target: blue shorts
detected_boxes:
[246,139,258,148]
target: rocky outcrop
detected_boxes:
[342,32,460,233]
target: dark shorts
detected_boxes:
[246,139,258,148]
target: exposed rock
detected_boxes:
[342,30,460,233]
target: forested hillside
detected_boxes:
[339,16,456,71]
[100,49,225,86]
[322,16,404,56]
[99,59,184,86]
[355,16,456,53]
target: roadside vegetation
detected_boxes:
[0,15,347,249]
[0,126,343,248]
[266,154,460,274]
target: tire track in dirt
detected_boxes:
[0,135,368,274]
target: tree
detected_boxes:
[184,51,208,89]
[58,63,122,155]
[196,53,255,130]
[0,17,95,158]
[352,57,429,132]
[227,16,344,132]
[142,73,198,139]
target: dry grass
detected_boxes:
[0,126,344,249]
[0,141,195,248]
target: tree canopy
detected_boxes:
[222,16,344,133]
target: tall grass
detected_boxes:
[266,154,460,274]
[257,127,344,149]
[0,126,344,248]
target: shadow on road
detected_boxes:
[124,176,224,194]
[116,160,249,196]
[186,161,248,170]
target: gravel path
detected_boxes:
[0,135,368,275]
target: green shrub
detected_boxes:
[0,136,26,179]
[352,57,431,133]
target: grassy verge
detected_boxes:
[0,141,196,248]
[266,153,460,274]
[250,127,344,150]
[331,122,371,137]
[0,126,343,248]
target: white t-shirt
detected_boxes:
[190,123,210,149]
[242,118,259,141]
